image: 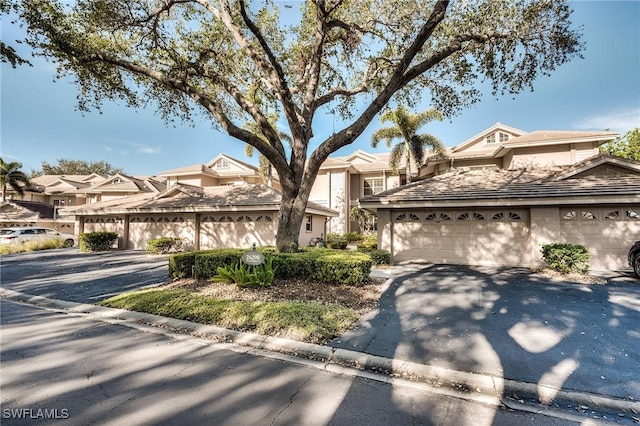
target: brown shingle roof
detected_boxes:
[61,184,338,216]
[359,159,640,208]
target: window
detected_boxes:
[562,211,577,220]
[605,211,620,220]
[215,159,230,169]
[53,199,66,207]
[508,212,522,221]
[305,215,313,232]
[473,212,486,221]
[486,133,496,144]
[499,132,509,143]
[425,213,437,221]
[491,212,504,221]
[581,211,597,220]
[409,213,420,221]
[363,178,384,196]
[627,210,640,219]
[457,212,469,221]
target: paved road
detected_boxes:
[0,249,168,302]
[330,263,640,403]
[1,299,596,425]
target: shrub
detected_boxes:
[343,232,362,243]
[312,251,372,286]
[146,237,183,254]
[357,247,391,265]
[194,249,244,278]
[79,232,118,252]
[541,243,590,274]
[169,247,373,285]
[213,256,276,287]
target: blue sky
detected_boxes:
[1,1,639,177]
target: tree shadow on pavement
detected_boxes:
[330,263,640,404]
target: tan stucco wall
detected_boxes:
[380,205,638,271]
[508,145,573,168]
[299,215,327,247]
[128,214,197,250]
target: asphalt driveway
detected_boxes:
[2,249,639,404]
[0,249,168,303]
[330,263,640,402]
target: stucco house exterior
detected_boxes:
[62,183,336,250]
[359,154,640,271]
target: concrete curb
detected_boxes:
[2,286,638,415]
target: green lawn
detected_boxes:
[99,288,358,344]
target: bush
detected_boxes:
[326,233,348,250]
[312,251,372,286]
[146,237,183,254]
[213,256,276,287]
[169,247,373,285]
[357,247,391,265]
[541,243,590,274]
[79,232,118,252]
[343,232,362,243]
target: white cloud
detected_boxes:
[139,146,162,155]
[574,107,640,133]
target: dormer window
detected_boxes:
[499,132,509,142]
[486,132,509,144]
[215,159,230,169]
[486,134,496,144]
[112,178,124,184]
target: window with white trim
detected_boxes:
[363,178,384,196]
[215,159,230,169]
[305,215,313,232]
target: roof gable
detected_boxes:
[451,122,527,153]
[546,154,640,181]
[206,154,259,173]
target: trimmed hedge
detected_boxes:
[356,247,391,265]
[79,231,118,252]
[146,237,183,254]
[169,247,373,286]
[541,243,590,274]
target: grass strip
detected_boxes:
[99,288,358,344]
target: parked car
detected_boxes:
[0,227,76,247]
[629,241,640,278]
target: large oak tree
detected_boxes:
[17,0,583,251]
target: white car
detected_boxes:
[0,227,77,247]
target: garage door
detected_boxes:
[129,215,195,250]
[392,209,530,266]
[559,206,640,270]
[200,213,276,249]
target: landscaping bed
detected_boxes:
[100,276,388,344]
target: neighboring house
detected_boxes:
[61,184,336,250]
[420,122,617,177]
[310,149,420,234]
[157,154,280,190]
[359,154,640,270]
[0,200,75,234]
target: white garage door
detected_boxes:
[559,206,640,270]
[200,213,276,249]
[392,209,530,266]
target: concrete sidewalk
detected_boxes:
[2,285,638,419]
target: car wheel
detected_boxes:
[634,254,640,278]
[63,239,74,248]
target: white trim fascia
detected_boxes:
[359,194,640,210]
[505,135,617,149]
[451,122,527,152]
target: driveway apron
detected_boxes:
[330,263,640,401]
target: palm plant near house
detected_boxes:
[0,157,30,201]
[371,106,445,183]
[244,118,292,188]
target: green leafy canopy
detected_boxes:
[15,0,584,251]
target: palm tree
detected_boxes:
[371,106,445,183]
[1,157,31,201]
[244,119,292,188]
